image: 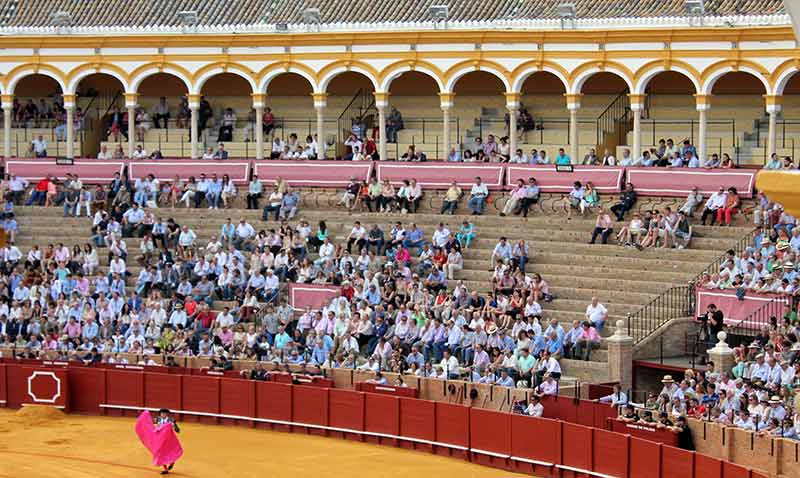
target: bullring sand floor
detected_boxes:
[0,407,527,478]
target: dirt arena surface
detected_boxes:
[0,407,527,478]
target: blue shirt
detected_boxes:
[406,228,424,243]
[555,154,571,165]
[274,332,291,350]
[207,180,222,194]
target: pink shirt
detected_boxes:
[578,327,601,343]
[65,321,82,339]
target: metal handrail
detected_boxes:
[628,227,757,345]
[723,295,795,346]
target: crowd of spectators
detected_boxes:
[0,172,617,399]
[698,193,799,297]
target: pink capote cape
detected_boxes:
[135,410,184,466]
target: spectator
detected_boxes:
[585,296,608,331]
[151,97,170,129]
[468,177,488,215]
[31,135,47,158]
[610,183,637,222]
[589,207,614,245]
[701,186,728,226]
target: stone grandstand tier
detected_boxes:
[0,0,786,29]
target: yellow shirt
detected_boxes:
[444,186,461,202]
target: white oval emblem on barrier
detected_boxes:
[27,371,62,404]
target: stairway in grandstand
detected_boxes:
[12,190,755,382]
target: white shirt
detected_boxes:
[526,402,544,417]
[432,228,451,248]
[470,183,488,197]
[706,192,727,209]
[586,303,608,323]
[132,149,147,159]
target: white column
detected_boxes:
[189,94,200,159]
[374,92,389,161]
[565,94,582,164]
[125,92,138,159]
[313,93,327,159]
[252,93,265,160]
[765,95,782,159]
[439,92,454,160]
[628,94,645,159]
[505,92,520,158]
[63,93,76,159]
[695,94,710,163]
[2,94,12,159]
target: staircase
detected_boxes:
[595,90,632,156]
[336,88,376,156]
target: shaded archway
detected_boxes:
[576,72,630,158]
[772,73,800,156]
[639,71,697,152]
[12,73,64,156]
[387,71,441,158]
[265,72,316,152]
[452,70,506,158]
[519,71,568,149]
[197,72,254,156]
[711,72,766,165]
[74,72,126,157]
[134,72,191,155]
[324,71,377,152]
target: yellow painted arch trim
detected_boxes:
[443,59,512,92]
[568,60,635,93]
[509,60,571,92]
[378,59,445,92]
[700,59,771,93]
[632,59,701,93]
[65,62,131,91]
[192,61,258,92]
[255,62,318,92]
[317,59,381,91]
[128,61,194,92]
[3,63,67,93]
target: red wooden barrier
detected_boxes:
[144,373,181,411]
[220,379,255,419]
[506,165,625,193]
[625,167,756,198]
[364,393,400,437]
[128,159,251,185]
[695,453,723,478]
[609,419,680,446]
[255,381,292,422]
[630,439,662,478]
[354,382,419,398]
[288,283,342,311]
[662,445,695,478]
[67,367,104,413]
[695,288,787,327]
[181,375,220,415]
[512,415,561,466]
[562,422,593,472]
[376,161,506,190]
[292,385,329,427]
[104,370,143,409]
[435,402,470,450]
[253,160,372,188]
[0,362,775,478]
[6,159,125,183]
[470,407,511,457]
[0,364,7,406]
[723,462,750,478]
[542,395,579,424]
[328,389,365,432]
[593,429,629,478]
